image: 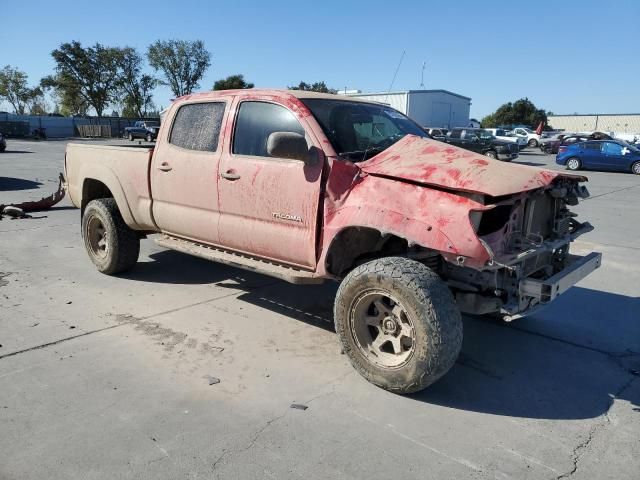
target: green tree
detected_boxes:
[147,40,211,97]
[0,66,42,114]
[213,74,254,90]
[41,73,89,117]
[288,81,337,94]
[481,98,547,128]
[118,47,157,118]
[49,41,124,117]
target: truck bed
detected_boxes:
[65,143,156,231]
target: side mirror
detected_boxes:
[267,131,312,164]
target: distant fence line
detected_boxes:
[0,113,159,138]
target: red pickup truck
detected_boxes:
[65,89,601,393]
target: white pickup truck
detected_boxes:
[484,128,527,150]
[510,127,541,147]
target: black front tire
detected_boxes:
[82,198,140,275]
[334,257,463,394]
[485,150,497,159]
[146,133,153,142]
[528,139,538,147]
[632,161,640,175]
[128,133,134,141]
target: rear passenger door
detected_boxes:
[601,142,628,171]
[216,100,323,269]
[580,142,604,168]
[151,100,229,244]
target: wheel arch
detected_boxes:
[79,167,137,228]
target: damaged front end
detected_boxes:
[443,178,602,320]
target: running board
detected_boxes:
[155,235,323,285]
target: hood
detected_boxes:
[360,135,585,197]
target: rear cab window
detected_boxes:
[232,101,306,158]
[169,102,226,152]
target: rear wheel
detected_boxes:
[485,150,497,159]
[566,157,581,171]
[334,257,462,394]
[82,198,140,275]
[632,161,640,175]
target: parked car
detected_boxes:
[445,128,519,160]
[557,140,640,174]
[65,89,601,394]
[124,121,161,142]
[484,128,527,150]
[0,133,6,152]
[425,127,448,140]
[540,134,570,154]
[510,127,541,147]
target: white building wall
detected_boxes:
[549,114,640,135]
[343,90,471,129]
[342,92,408,113]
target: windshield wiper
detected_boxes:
[339,145,386,161]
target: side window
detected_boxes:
[602,142,623,155]
[233,102,305,157]
[583,142,602,151]
[449,129,462,139]
[169,102,225,152]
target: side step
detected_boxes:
[155,235,324,285]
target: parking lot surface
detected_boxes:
[1,139,639,480]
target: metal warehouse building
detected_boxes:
[339,90,472,129]
[548,114,640,135]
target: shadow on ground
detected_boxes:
[121,248,639,421]
[0,177,43,191]
[1,150,33,154]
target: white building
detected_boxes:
[339,89,472,129]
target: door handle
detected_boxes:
[221,171,241,180]
[157,162,172,172]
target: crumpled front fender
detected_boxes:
[318,171,492,274]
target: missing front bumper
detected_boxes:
[519,252,602,304]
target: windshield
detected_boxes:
[301,99,429,161]
[474,129,494,139]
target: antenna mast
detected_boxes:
[420,61,426,88]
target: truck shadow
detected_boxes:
[0,177,43,191]
[122,249,639,420]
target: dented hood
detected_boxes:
[360,135,585,197]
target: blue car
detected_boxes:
[556,140,640,174]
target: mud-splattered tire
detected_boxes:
[82,198,140,275]
[334,257,462,394]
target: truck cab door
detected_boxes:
[151,100,229,244]
[216,100,323,269]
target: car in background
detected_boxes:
[556,140,640,174]
[124,121,161,142]
[425,127,448,140]
[0,132,6,152]
[484,128,527,150]
[510,127,541,147]
[445,128,519,161]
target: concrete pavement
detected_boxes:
[1,140,638,479]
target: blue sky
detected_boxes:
[2,0,639,118]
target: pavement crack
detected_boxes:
[211,410,289,474]
[555,375,637,479]
[583,184,640,201]
[0,324,125,360]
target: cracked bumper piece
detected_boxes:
[520,252,602,304]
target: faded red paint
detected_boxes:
[361,135,585,196]
[65,89,590,278]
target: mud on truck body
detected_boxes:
[65,89,601,394]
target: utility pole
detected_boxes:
[420,61,426,89]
